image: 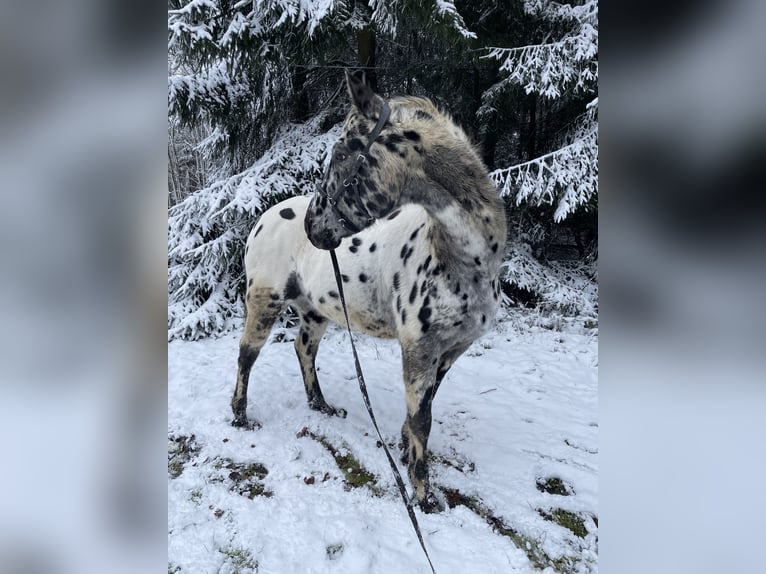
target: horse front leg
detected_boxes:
[294,311,346,418]
[400,344,469,511]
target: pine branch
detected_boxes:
[491,128,598,222]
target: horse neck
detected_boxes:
[402,167,507,274]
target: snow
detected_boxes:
[169,310,598,573]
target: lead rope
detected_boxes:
[329,249,437,574]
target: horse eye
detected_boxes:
[337,153,347,162]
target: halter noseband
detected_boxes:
[324,101,391,228]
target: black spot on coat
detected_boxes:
[284,273,301,300]
[403,130,421,142]
[306,310,325,324]
[279,208,296,220]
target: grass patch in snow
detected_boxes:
[297,427,382,494]
[538,508,589,539]
[168,434,200,479]
[211,458,272,499]
[218,546,258,573]
[536,476,574,496]
[442,487,588,573]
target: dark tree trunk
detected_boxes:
[291,67,310,121]
[527,94,537,161]
[357,27,377,90]
[475,65,498,169]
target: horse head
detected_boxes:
[305,70,410,250]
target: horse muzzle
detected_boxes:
[309,228,342,251]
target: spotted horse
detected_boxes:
[233,70,507,512]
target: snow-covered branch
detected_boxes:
[491,127,598,222]
[483,0,597,99]
[369,0,475,39]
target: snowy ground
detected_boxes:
[168,310,598,574]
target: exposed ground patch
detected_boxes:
[536,476,574,496]
[326,543,344,561]
[538,508,589,539]
[211,457,272,499]
[297,427,382,494]
[218,545,259,573]
[168,434,201,479]
[440,486,593,573]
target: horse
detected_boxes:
[233,70,507,512]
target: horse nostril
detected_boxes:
[317,229,340,250]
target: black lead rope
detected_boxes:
[329,249,437,574]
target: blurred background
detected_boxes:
[0,0,763,572]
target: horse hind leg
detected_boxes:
[294,310,347,418]
[231,287,281,428]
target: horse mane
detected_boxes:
[390,96,448,124]
[390,96,477,156]
[390,95,440,113]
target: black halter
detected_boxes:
[325,102,391,229]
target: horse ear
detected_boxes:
[345,69,382,119]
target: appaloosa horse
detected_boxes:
[233,70,506,511]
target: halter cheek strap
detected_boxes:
[327,102,392,226]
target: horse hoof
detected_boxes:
[322,405,347,419]
[231,417,260,430]
[419,492,445,514]
[310,401,347,418]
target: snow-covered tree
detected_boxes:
[479,0,598,311]
[490,99,597,223]
[168,117,340,340]
[168,0,480,173]
[483,0,597,220]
